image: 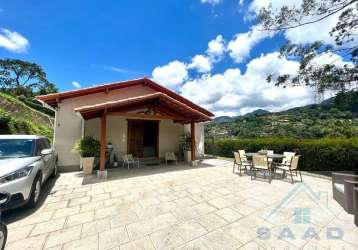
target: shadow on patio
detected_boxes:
[82,157,233,185]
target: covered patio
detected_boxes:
[74,92,212,175]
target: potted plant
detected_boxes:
[73,136,99,175]
[179,133,192,163]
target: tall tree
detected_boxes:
[258,0,358,93]
[0,58,57,96]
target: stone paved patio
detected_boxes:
[3,159,358,249]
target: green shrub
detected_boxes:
[73,136,100,157]
[0,108,52,138]
[205,137,358,171]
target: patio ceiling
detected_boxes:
[74,92,212,123]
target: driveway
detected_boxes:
[3,159,358,249]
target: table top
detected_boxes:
[245,153,285,159]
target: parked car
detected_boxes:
[0,192,10,250]
[0,135,57,210]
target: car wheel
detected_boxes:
[51,162,58,178]
[27,174,42,209]
[0,223,7,250]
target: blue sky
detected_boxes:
[0,0,347,116]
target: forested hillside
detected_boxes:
[206,91,358,139]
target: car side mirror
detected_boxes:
[41,149,52,156]
[0,192,10,208]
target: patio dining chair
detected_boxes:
[251,154,272,183]
[332,173,358,214]
[238,150,250,164]
[233,151,251,175]
[275,155,302,184]
[282,152,295,166]
[165,152,178,166]
[267,150,274,163]
[122,154,140,170]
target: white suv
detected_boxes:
[0,135,57,210]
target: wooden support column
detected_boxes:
[191,121,196,161]
[99,113,107,171]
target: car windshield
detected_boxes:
[0,139,35,159]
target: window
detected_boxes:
[0,139,35,159]
[36,139,47,156]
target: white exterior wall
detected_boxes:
[54,85,156,170]
[85,118,183,159]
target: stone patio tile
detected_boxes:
[6,224,34,243]
[82,217,111,237]
[174,197,197,207]
[200,228,243,250]
[238,240,264,249]
[6,233,48,250]
[120,236,155,250]
[69,196,91,207]
[207,197,232,209]
[192,202,217,216]
[46,245,64,250]
[173,220,208,243]
[231,203,257,216]
[110,213,139,228]
[175,238,210,250]
[63,234,99,250]
[215,207,243,223]
[139,197,161,207]
[95,205,117,219]
[45,225,82,248]
[66,211,94,227]
[53,206,80,219]
[221,221,257,245]
[98,226,130,250]
[19,210,54,226]
[194,213,228,232]
[62,191,86,200]
[91,192,111,202]
[42,200,69,211]
[31,217,66,236]
[150,226,185,250]
[103,197,123,207]
[80,201,104,212]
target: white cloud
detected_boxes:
[72,81,81,88]
[152,60,188,89]
[207,35,225,58]
[0,28,29,53]
[228,25,274,63]
[201,0,221,6]
[180,52,317,116]
[248,0,346,45]
[188,54,212,73]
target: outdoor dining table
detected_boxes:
[244,153,285,169]
[244,153,285,160]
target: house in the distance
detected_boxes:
[36,78,214,172]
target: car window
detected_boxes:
[36,139,46,156]
[0,139,35,159]
[43,139,51,149]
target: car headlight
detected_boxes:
[0,165,34,184]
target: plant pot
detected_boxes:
[184,150,191,163]
[82,157,94,175]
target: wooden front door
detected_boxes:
[127,120,144,157]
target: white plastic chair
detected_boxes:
[165,152,178,166]
[122,154,139,169]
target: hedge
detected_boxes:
[205,137,358,172]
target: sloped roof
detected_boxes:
[36,77,214,117]
[74,92,212,123]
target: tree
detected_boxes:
[258,0,358,93]
[0,58,57,96]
